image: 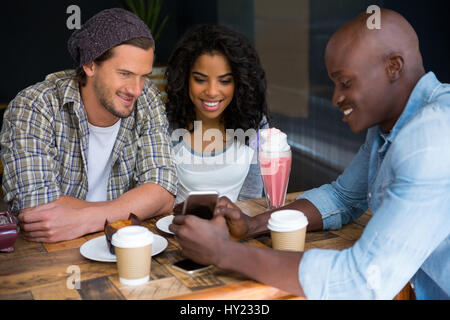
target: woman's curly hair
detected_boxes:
[165,24,269,132]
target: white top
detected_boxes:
[173,140,255,203]
[86,120,121,202]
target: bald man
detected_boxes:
[169,9,450,299]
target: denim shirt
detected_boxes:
[298,72,450,299]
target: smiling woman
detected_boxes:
[165,24,269,203]
[188,53,235,129]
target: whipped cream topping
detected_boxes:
[259,128,290,152]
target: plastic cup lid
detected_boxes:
[267,210,308,232]
[111,226,153,249]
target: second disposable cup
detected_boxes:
[111,225,153,285]
[267,210,308,252]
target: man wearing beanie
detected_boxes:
[0,8,177,242]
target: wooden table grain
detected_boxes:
[0,192,390,300]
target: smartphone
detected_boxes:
[172,258,213,275]
[182,191,219,220]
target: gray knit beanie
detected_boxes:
[68,8,154,67]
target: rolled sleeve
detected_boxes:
[298,185,345,230]
[297,132,372,230]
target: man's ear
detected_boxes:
[385,54,404,83]
[82,62,96,77]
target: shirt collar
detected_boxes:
[381,72,441,143]
[44,70,82,108]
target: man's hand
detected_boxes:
[17,183,175,243]
[215,197,325,239]
[214,196,253,240]
[18,202,89,243]
[169,214,230,266]
[170,210,306,297]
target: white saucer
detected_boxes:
[156,215,174,235]
[80,234,168,262]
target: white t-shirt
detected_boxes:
[86,120,121,202]
[173,139,255,203]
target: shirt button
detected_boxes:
[368,193,372,199]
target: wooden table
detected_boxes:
[0,192,382,300]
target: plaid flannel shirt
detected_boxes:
[0,70,177,211]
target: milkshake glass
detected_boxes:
[258,128,292,209]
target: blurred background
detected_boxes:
[1,0,449,193]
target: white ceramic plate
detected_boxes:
[80,234,168,262]
[156,215,174,235]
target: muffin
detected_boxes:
[104,213,141,254]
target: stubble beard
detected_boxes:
[93,77,135,119]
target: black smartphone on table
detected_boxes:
[172,258,213,275]
[181,191,219,220]
[172,191,219,274]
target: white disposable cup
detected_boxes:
[111,226,153,285]
[267,210,309,252]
